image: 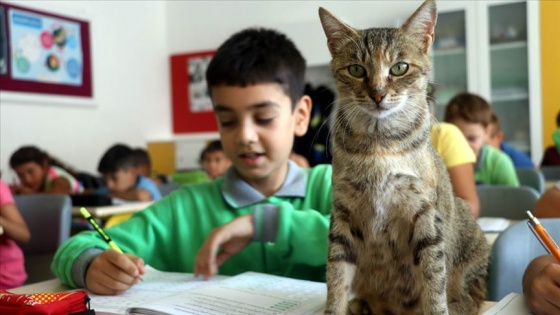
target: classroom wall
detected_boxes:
[540,1,560,151]
[165,1,426,64]
[0,0,171,175]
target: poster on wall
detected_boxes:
[0,2,92,98]
[171,50,217,134]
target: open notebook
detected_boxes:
[89,268,325,315]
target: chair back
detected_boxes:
[14,194,72,283]
[488,218,560,301]
[157,182,182,197]
[476,185,540,220]
[515,168,545,194]
[540,166,560,181]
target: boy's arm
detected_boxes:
[195,165,332,278]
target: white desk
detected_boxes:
[71,201,153,218]
[11,278,497,313]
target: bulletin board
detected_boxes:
[0,2,92,98]
[170,50,217,134]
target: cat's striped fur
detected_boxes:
[319,1,490,314]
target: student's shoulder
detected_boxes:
[484,145,515,167]
[306,164,333,185]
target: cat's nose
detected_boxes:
[369,91,386,104]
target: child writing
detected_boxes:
[52,28,332,295]
[9,146,82,195]
[444,93,520,187]
[199,139,231,180]
[0,178,31,289]
[95,144,161,202]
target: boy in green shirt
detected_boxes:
[52,28,333,295]
[444,93,519,187]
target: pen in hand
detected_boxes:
[526,210,560,263]
[80,207,123,254]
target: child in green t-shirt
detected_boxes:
[52,28,333,295]
[444,92,519,187]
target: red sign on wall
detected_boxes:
[170,50,217,134]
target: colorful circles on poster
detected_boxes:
[46,54,60,71]
[53,26,67,48]
[40,31,54,49]
[16,56,31,74]
[66,58,81,78]
[66,35,78,50]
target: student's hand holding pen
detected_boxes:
[85,249,146,295]
[523,254,560,315]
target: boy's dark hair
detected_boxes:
[556,110,560,128]
[444,93,493,127]
[206,28,306,108]
[10,145,76,175]
[97,144,135,174]
[199,140,224,162]
[131,148,151,167]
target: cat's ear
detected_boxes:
[319,7,359,55]
[400,0,437,53]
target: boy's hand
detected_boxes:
[524,255,560,314]
[85,249,145,295]
[194,214,254,280]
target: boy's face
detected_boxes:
[451,118,490,157]
[103,168,137,194]
[212,83,311,194]
[485,123,503,149]
[202,150,231,180]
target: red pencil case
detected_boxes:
[0,289,94,315]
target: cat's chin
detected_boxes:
[371,106,400,120]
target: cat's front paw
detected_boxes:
[348,298,373,315]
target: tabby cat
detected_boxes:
[318,1,490,314]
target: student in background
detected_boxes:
[199,140,231,180]
[540,110,560,166]
[487,112,535,168]
[0,178,30,289]
[430,122,480,218]
[524,254,560,314]
[131,148,167,185]
[444,93,519,187]
[533,181,560,218]
[96,144,161,202]
[52,27,332,295]
[9,145,82,195]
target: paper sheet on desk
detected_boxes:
[88,266,228,314]
[477,217,511,232]
[482,293,530,315]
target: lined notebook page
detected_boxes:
[89,267,228,314]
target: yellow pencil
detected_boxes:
[80,207,123,254]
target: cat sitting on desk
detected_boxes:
[318,0,490,314]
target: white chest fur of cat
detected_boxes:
[319,1,490,314]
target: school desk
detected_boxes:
[10,278,498,313]
[71,201,153,218]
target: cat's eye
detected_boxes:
[390,62,409,76]
[347,65,366,78]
